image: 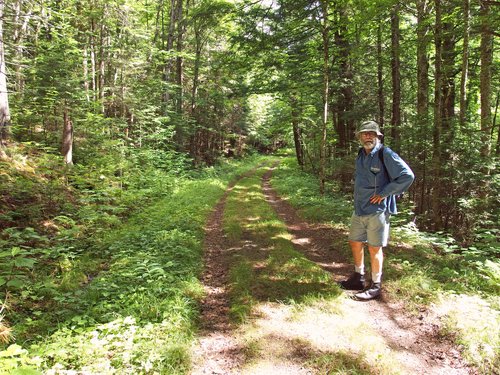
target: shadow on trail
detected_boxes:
[260,163,476,375]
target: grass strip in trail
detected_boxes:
[270,155,500,374]
[0,157,266,375]
[222,160,341,324]
[222,160,407,374]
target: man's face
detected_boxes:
[359,131,379,151]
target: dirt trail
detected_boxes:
[191,164,476,375]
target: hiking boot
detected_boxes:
[354,282,381,301]
[339,272,365,290]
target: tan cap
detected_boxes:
[356,121,383,136]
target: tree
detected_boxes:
[390,1,401,151]
[415,0,431,216]
[459,0,470,126]
[479,0,493,164]
[0,0,10,149]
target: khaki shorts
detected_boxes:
[348,211,391,247]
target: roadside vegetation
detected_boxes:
[0,144,261,373]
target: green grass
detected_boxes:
[223,161,341,323]
[0,155,267,374]
[270,155,500,373]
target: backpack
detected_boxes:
[378,145,404,200]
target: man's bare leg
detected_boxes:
[368,245,383,283]
[339,241,366,290]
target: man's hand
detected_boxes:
[370,194,385,204]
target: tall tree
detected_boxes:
[431,0,444,229]
[415,0,431,215]
[333,2,353,152]
[0,0,10,148]
[377,20,385,129]
[319,0,330,195]
[479,0,493,163]
[390,2,401,151]
[459,0,470,126]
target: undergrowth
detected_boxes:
[0,145,265,374]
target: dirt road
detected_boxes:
[190,163,475,375]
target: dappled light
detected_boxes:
[1,0,498,370]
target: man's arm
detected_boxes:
[377,148,415,198]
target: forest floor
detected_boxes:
[189,162,477,375]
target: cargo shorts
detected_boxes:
[348,211,391,247]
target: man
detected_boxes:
[339,120,414,300]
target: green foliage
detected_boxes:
[0,153,263,373]
[0,247,37,290]
[271,157,352,228]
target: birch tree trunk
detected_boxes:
[319,0,329,195]
[431,0,443,229]
[13,0,32,93]
[0,0,11,148]
[62,107,74,165]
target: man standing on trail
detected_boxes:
[339,121,414,300]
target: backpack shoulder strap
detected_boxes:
[378,145,385,167]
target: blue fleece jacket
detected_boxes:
[353,143,414,216]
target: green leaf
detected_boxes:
[14,258,37,268]
[0,277,6,286]
[12,369,42,375]
[6,278,25,289]
[11,247,23,256]
[0,344,28,358]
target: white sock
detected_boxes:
[355,265,365,275]
[372,272,382,283]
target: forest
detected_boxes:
[0,0,499,374]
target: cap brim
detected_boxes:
[356,130,383,136]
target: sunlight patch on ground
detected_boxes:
[237,300,402,375]
[431,293,499,369]
[292,237,311,245]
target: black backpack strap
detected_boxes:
[378,145,386,173]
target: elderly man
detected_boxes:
[339,121,414,300]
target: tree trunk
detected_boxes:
[163,0,177,108]
[390,3,401,151]
[333,4,353,152]
[377,20,385,129]
[291,94,304,167]
[479,0,492,160]
[319,0,329,195]
[191,30,201,114]
[99,21,106,114]
[440,0,456,154]
[13,0,32,93]
[175,0,185,114]
[0,0,11,148]
[431,0,443,230]
[416,0,430,216]
[494,91,499,155]
[62,108,74,165]
[459,0,470,126]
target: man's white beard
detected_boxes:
[362,137,379,151]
